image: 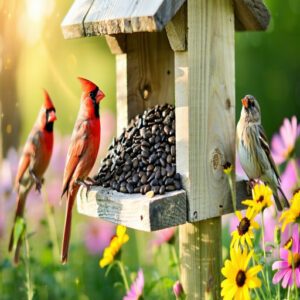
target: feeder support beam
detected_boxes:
[177,0,235,298]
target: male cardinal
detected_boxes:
[9,90,57,263]
[61,77,105,263]
[237,95,289,210]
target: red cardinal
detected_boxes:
[61,77,105,263]
[8,90,57,264]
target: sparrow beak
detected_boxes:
[96,89,105,104]
[241,97,248,108]
[48,110,57,123]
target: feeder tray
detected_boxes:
[77,186,186,231]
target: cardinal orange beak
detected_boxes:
[241,97,248,108]
[96,89,105,104]
[48,110,57,123]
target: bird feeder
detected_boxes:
[61,0,270,297]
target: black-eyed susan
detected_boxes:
[99,225,129,268]
[242,183,273,213]
[231,208,259,250]
[221,248,262,300]
[280,190,300,232]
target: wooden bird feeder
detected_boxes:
[61,0,270,297]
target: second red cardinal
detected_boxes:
[61,77,105,263]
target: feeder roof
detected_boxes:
[61,0,270,39]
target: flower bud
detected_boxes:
[173,281,184,299]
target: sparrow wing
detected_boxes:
[258,125,280,182]
[61,119,90,196]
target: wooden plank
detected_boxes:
[61,0,94,39]
[77,187,187,231]
[105,35,127,55]
[83,0,185,36]
[187,0,235,222]
[116,31,175,123]
[234,0,270,31]
[165,3,187,51]
[178,0,235,298]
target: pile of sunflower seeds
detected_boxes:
[94,104,182,195]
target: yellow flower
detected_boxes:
[242,183,273,213]
[223,162,233,175]
[231,209,259,250]
[280,191,300,232]
[221,248,262,300]
[99,225,129,268]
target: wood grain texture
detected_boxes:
[61,0,94,39]
[77,186,187,231]
[117,31,175,123]
[165,3,187,51]
[234,0,270,31]
[187,0,235,222]
[83,0,185,36]
[105,35,127,55]
[178,0,235,298]
[179,218,222,300]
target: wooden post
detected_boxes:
[175,0,235,298]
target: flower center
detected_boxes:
[257,195,264,203]
[288,252,300,268]
[235,270,246,287]
[237,218,250,235]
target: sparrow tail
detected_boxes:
[278,186,290,208]
[273,192,283,212]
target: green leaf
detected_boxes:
[13,217,26,251]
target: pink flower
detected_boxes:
[280,160,299,200]
[151,227,176,247]
[271,116,300,165]
[123,269,144,300]
[83,219,115,255]
[272,225,300,288]
[173,281,184,299]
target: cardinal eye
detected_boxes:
[89,91,96,98]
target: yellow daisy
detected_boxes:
[99,225,129,268]
[221,248,262,300]
[231,208,259,250]
[280,190,300,232]
[242,183,273,213]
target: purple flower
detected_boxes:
[83,219,115,255]
[173,281,184,298]
[271,116,300,165]
[123,269,144,300]
[272,225,300,288]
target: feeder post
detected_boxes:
[173,0,235,298]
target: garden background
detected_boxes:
[0,0,300,299]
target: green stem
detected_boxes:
[251,257,266,300]
[43,191,60,261]
[24,234,34,300]
[116,260,130,291]
[170,244,180,278]
[261,211,272,297]
[276,243,280,300]
[227,175,236,212]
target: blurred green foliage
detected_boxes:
[236,0,300,136]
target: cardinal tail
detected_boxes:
[8,190,28,264]
[61,187,78,264]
